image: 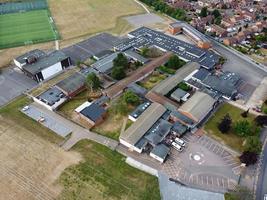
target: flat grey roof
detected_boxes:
[80,103,106,122]
[120,102,166,146]
[172,121,187,136]
[124,49,149,64]
[192,68,210,81]
[115,27,219,69]
[171,88,188,101]
[130,101,151,119]
[144,119,172,145]
[152,62,199,95]
[150,144,170,160]
[56,72,85,94]
[22,51,68,75]
[170,111,195,126]
[37,87,65,106]
[15,49,46,64]
[92,52,119,73]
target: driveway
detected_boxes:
[0,67,37,107]
[31,102,119,151]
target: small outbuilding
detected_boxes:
[170,88,190,102]
[150,144,170,163]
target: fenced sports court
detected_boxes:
[0,0,47,14]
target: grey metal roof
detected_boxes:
[178,91,216,122]
[127,83,148,96]
[120,102,166,146]
[158,172,225,200]
[172,121,188,136]
[93,95,110,106]
[56,72,85,94]
[93,50,114,60]
[80,103,106,122]
[92,52,119,73]
[192,68,210,81]
[171,88,188,102]
[170,111,195,126]
[37,87,65,106]
[115,27,220,69]
[124,49,149,64]
[150,144,170,160]
[144,119,172,145]
[15,49,46,64]
[152,62,200,95]
[22,51,68,75]
[79,67,99,77]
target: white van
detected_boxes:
[171,142,183,152]
[175,138,186,147]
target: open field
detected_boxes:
[205,103,256,152]
[58,139,160,200]
[0,9,58,49]
[48,0,144,40]
[0,96,81,200]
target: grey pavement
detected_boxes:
[31,102,119,151]
[0,67,37,107]
[125,13,164,27]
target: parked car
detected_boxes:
[175,138,186,147]
[22,106,29,111]
[171,142,183,152]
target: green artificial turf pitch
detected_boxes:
[0,9,59,49]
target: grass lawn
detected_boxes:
[0,10,58,49]
[205,103,256,152]
[48,0,144,39]
[0,96,62,144]
[58,139,160,200]
[138,73,167,90]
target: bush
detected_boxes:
[225,186,253,200]
[233,120,252,137]
[218,114,232,134]
[239,151,258,166]
[177,82,191,91]
[158,65,176,74]
[255,115,267,126]
[111,66,126,80]
[123,91,140,106]
[244,136,262,153]
[165,55,185,70]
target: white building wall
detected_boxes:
[41,62,63,80]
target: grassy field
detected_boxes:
[58,140,160,200]
[0,9,58,49]
[138,72,167,90]
[205,103,256,152]
[0,95,81,199]
[48,0,144,39]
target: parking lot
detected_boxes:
[162,132,240,193]
[21,104,72,138]
[0,67,37,107]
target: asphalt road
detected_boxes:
[256,128,267,200]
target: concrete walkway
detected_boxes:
[32,102,119,151]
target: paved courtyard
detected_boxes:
[162,132,240,193]
[0,67,37,107]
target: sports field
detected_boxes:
[0,9,58,49]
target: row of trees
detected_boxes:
[139,0,187,21]
[217,113,264,166]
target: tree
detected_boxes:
[241,109,249,118]
[140,47,149,57]
[212,9,221,18]
[113,53,128,68]
[218,114,232,133]
[86,73,101,91]
[239,151,258,166]
[166,55,185,70]
[255,115,267,126]
[200,7,208,17]
[123,91,140,106]
[111,66,126,80]
[233,120,252,137]
[244,136,262,153]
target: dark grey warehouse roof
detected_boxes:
[172,121,188,136]
[37,87,65,106]
[124,49,149,64]
[22,51,68,75]
[114,27,220,69]
[15,49,46,64]
[92,52,119,73]
[56,72,85,94]
[129,101,151,119]
[150,144,170,160]
[192,68,210,81]
[80,103,106,122]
